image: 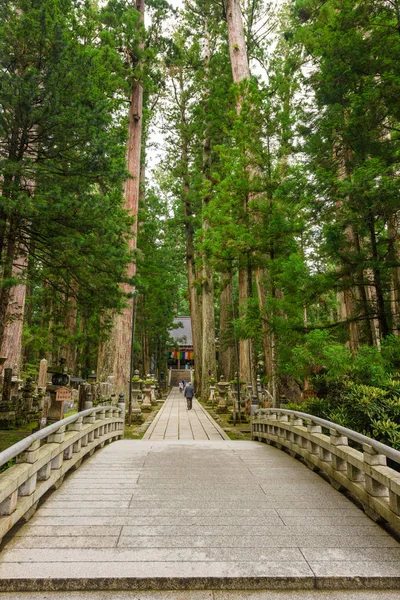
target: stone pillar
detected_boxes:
[363,444,389,497]
[38,358,48,390]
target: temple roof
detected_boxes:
[170,317,193,347]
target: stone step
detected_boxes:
[169,370,191,386]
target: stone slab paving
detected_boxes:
[0,439,400,591]
[143,387,228,440]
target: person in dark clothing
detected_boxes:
[184,382,194,410]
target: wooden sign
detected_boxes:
[55,387,72,402]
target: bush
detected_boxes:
[288,380,400,449]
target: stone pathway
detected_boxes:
[1,438,399,591]
[143,387,228,441]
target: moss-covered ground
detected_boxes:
[199,400,252,440]
[124,400,164,440]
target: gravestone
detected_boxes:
[0,368,15,428]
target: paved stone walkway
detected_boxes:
[1,437,400,591]
[143,387,228,441]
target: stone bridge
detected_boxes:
[0,388,399,599]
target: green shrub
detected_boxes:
[291,381,400,449]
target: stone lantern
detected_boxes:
[208,375,216,406]
[216,375,229,413]
[150,374,157,406]
[130,369,143,423]
[141,374,153,412]
[229,373,239,414]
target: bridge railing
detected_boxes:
[252,408,400,536]
[0,404,124,543]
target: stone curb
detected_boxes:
[195,401,230,441]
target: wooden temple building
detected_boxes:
[168,317,194,370]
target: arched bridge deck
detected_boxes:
[0,389,399,594]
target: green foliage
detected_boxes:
[289,380,400,449]
[0,0,149,372]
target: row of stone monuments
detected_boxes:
[205,374,273,422]
[128,371,163,424]
[0,358,117,431]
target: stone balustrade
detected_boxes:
[0,405,124,543]
[252,408,400,535]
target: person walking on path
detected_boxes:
[184,381,194,410]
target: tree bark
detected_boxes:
[255,266,278,405]
[0,243,28,373]
[219,271,235,381]
[224,0,256,387]
[369,215,389,340]
[97,0,144,394]
[388,213,400,335]
[174,68,203,394]
[200,25,216,400]
[65,292,78,374]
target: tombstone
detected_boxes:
[39,389,49,429]
[0,367,15,428]
[47,386,72,420]
[38,358,48,390]
[78,383,91,412]
[47,368,71,422]
[22,376,34,413]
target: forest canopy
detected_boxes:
[0,0,399,445]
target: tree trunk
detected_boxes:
[225,0,250,84]
[97,0,144,395]
[238,258,252,385]
[174,68,202,394]
[254,266,278,405]
[388,213,400,335]
[200,25,216,400]
[185,200,202,395]
[0,217,28,374]
[65,292,78,374]
[224,0,262,388]
[335,140,361,353]
[369,215,389,340]
[0,249,28,373]
[219,272,235,381]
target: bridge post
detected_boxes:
[363,443,389,497]
[390,478,400,516]
[16,440,40,496]
[330,428,348,471]
[306,419,322,455]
